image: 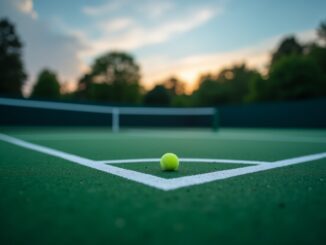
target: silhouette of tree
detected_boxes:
[77,52,141,103]
[271,36,303,65]
[192,77,221,106]
[75,73,93,100]
[193,65,261,105]
[317,20,326,43]
[144,85,171,106]
[31,69,60,99]
[0,18,27,96]
[216,64,261,103]
[268,55,325,100]
[163,77,186,95]
[91,52,140,84]
[307,44,326,78]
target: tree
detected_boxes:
[216,64,262,103]
[192,72,237,106]
[193,78,228,106]
[163,77,186,95]
[317,20,326,44]
[307,44,326,77]
[31,69,61,99]
[77,52,142,103]
[271,36,303,65]
[171,94,193,107]
[144,85,171,106]
[159,76,190,106]
[310,21,326,79]
[266,55,325,100]
[75,73,94,100]
[246,76,269,102]
[193,65,262,105]
[0,18,27,96]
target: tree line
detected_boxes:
[0,18,325,106]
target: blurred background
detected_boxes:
[0,0,325,128]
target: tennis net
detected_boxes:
[0,97,219,132]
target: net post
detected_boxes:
[212,108,219,132]
[112,108,120,133]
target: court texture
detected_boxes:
[1,126,326,244]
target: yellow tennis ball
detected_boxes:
[160,153,179,171]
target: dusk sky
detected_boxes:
[1,0,325,94]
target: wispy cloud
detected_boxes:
[80,7,218,60]
[82,0,126,16]
[15,0,37,19]
[138,1,174,19]
[0,0,86,95]
[100,17,134,32]
[82,0,174,19]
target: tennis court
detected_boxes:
[1,2,326,244]
[1,126,326,244]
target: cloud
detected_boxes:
[83,0,174,18]
[80,8,218,60]
[2,0,317,96]
[138,1,174,19]
[0,0,220,95]
[0,0,86,95]
[82,0,125,16]
[100,17,134,32]
[15,0,37,19]
[140,29,318,93]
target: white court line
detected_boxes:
[1,133,326,191]
[0,133,167,190]
[162,152,326,190]
[98,158,160,164]
[97,158,267,165]
[180,158,268,165]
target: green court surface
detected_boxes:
[0,127,326,244]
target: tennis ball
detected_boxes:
[160,153,179,171]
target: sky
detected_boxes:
[0,0,325,95]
